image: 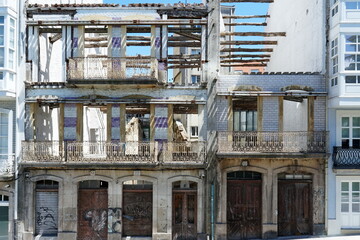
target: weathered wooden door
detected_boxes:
[278,180,312,236]
[227,180,262,240]
[172,191,197,240]
[122,189,153,236]
[78,189,108,240]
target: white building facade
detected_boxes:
[328,0,360,235]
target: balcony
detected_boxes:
[67,57,159,84]
[0,154,14,177]
[21,141,206,165]
[333,147,360,169]
[218,131,328,154]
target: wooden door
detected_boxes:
[122,190,152,236]
[278,181,312,236]
[227,180,262,240]
[172,191,197,240]
[78,189,108,240]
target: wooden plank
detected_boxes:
[223,15,270,19]
[221,0,273,2]
[224,22,267,26]
[221,32,286,37]
[168,54,201,59]
[167,60,201,64]
[168,28,202,33]
[221,54,271,58]
[221,40,277,45]
[49,33,62,43]
[221,59,270,63]
[221,64,267,67]
[221,47,273,52]
[168,65,201,69]
[172,31,202,41]
[168,42,201,47]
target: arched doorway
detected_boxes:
[77,180,108,240]
[227,171,262,240]
[278,173,312,236]
[172,181,197,240]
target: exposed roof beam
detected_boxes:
[221,64,267,67]
[168,42,201,47]
[27,19,207,26]
[222,15,270,19]
[168,65,201,69]
[49,33,62,43]
[221,32,286,37]
[224,22,267,26]
[172,31,201,41]
[220,54,271,58]
[221,0,273,2]
[221,59,270,63]
[168,54,201,59]
[221,40,277,45]
[221,47,273,52]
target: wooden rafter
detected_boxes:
[221,59,270,63]
[221,0,273,2]
[221,40,277,45]
[172,31,201,41]
[168,42,201,47]
[49,33,62,43]
[221,47,273,52]
[222,15,270,19]
[224,22,267,26]
[168,65,201,69]
[168,54,201,59]
[221,64,267,67]
[167,60,201,64]
[221,54,271,58]
[221,32,286,37]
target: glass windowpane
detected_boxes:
[353,117,360,127]
[342,182,349,191]
[353,128,360,138]
[342,193,350,202]
[353,204,360,212]
[347,35,357,42]
[347,44,356,51]
[342,117,350,127]
[342,203,349,212]
[346,76,357,83]
[353,182,360,191]
[342,128,350,138]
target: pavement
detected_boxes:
[275,236,360,240]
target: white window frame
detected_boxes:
[337,176,360,228]
[0,109,13,159]
[336,110,360,147]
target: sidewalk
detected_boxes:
[276,236,360,240]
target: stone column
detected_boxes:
[308,96,315,132]
[257,96,263,131]
[107,104,112,142]
[120,104,126,142]
[76,103,83,141]
[150,104,155,142]
[29,103,36,140]
[278,97,284,132]
[167,104,174,141]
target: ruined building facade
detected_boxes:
[0,0,332,239]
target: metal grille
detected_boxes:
[218,131,328,153]
[333,147,360,168]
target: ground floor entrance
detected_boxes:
[278,177,312,236]
[227,171,262,240]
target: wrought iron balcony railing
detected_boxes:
[67,57,159,82]
[162,141,206,164]
[0,154,15,176]
[21,141,206,164]
[218,131,328,153]
[333,147,360,169]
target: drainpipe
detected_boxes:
[211,183,215,240]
